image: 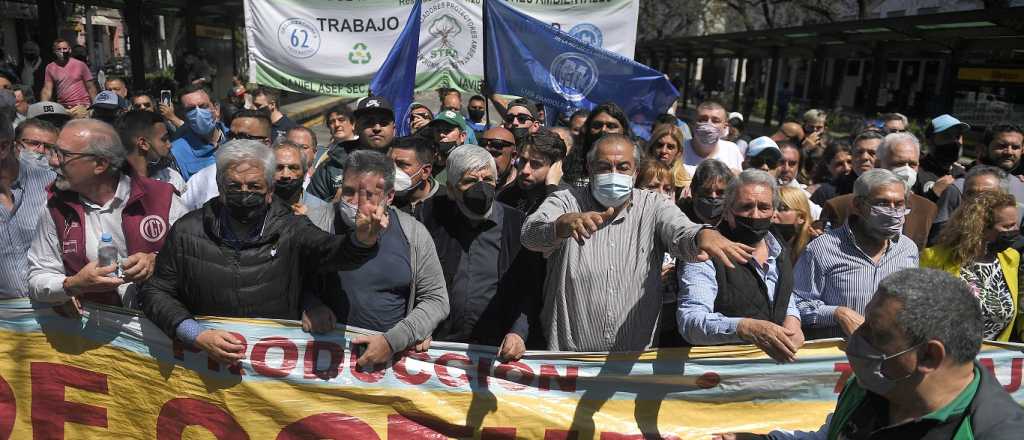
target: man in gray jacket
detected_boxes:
[306,150,449,368]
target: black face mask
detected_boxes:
[724,215,773,246]
[437,141,459,156]
[932,142,962,166]
[772,223,799,244]
[224,190,268,224]
[274,178,303,202]
[694,197,724,223]
[989,230,1020,254]
[511,127,530,143]
[468,109,485,121]
[461,181,495,217]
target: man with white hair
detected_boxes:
[140,140,386,365]
[820,132,937,250]
[794,169,919,340]
[420,144,544,361]
[679,169,804,362]
[522,133,752,352]
[27,119,187,309]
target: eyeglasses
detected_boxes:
[504,114,534,124]
[590,121,622,131]
[43,144,96,165]
[228,132,270,143]
[18,138,57,151]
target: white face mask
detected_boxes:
[890,165,917,189]
[394,165,423,192]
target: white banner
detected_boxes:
[503,0,639,59]
[243,0,639,97]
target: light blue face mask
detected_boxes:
[19,149,50,169]
[186,107,217,139]
[590,172,634,208]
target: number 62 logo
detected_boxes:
[277,18,321,59]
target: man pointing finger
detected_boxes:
[522,133,750,352]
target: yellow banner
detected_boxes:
[1,299,1022,439]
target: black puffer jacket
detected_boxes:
[140,197,377,338]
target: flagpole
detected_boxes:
[482,0,491,128]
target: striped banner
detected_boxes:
[0,298,1020,439]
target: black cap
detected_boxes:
[354,95,395,120]
[507,98,539,119]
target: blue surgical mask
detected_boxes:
[187,107,216,138]
[590,172,634,208]
[20,149,50,169]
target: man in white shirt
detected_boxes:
[683,101,743,175]
[27,119,187,310]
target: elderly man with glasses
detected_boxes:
[27,118,188,310]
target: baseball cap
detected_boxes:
[506,98,538,119]
[430,109,469,132]
[354,95,394,120]
[91,91,128,110]
[746,136,782,159]
[928,114,970,135]
[27,101,70,119]
[728,112,744,123]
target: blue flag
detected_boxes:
[370,1,422,137]
[484,0,678,140]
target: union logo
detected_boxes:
[140,215,168,243]
[549,53,599,102]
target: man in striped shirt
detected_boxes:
[522,134,752,352]
[0,95,57,297]
[794,169,919,340]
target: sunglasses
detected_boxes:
[504,114,534,124]
[748,156,780,169]
[590,121,621,131]
[228,132,270,143]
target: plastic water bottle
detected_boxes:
[97,232,120,277]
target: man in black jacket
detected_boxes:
[421,145,545,359]
[140,139,386,365]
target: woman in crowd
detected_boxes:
[773,186,816,264]
[635,159,676,199]
[922,191,1021,341]
[635,159,686,346]
[561,102,631,187]
[645,125,690,194]
[678,159,734,226]
[808,141,854,206]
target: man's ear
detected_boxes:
[136,136,150,154]
[422,163,433,179]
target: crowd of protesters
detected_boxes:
[3,37,1024,439]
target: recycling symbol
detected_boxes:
[348,43,372,64]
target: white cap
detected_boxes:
[728,112,744,122]
[746,136,781,158]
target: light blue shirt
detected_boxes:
[677,232,800,345]
[0,158,55,297]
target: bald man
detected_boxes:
[771,122,805,145]
[479,126,518,189]
[28,118,186,310]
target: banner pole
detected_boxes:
[482,0,491,127]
